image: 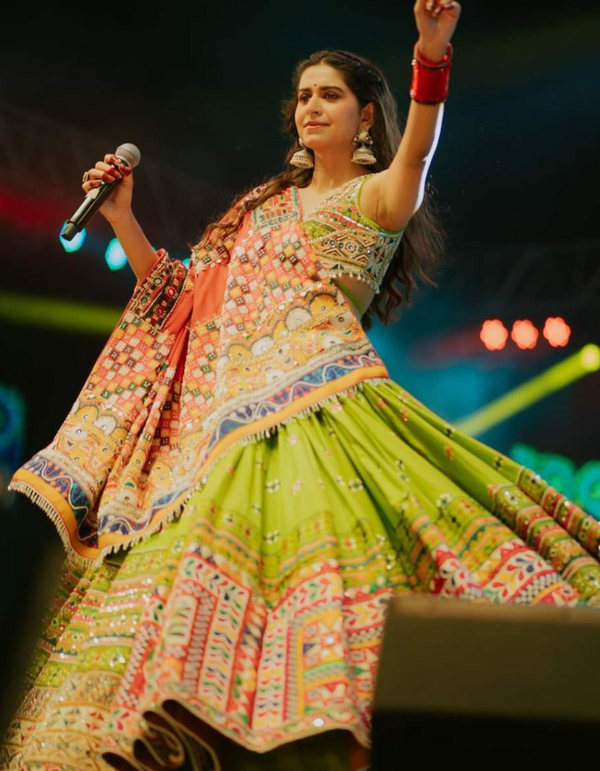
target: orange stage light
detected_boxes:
[511,320,539,350]
[480,319,509,351]
[543,317,571,348]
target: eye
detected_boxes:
[298,92,339,103]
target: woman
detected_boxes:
[4,2,600,770]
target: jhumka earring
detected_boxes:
[352,128,377,165]
[289,138,314,169]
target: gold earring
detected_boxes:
[290,138,314,169]
[352,128,377,166]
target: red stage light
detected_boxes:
[511,320,539,350]
[0,186,67,230]
[480,319,509,351]
[543,317,571,347]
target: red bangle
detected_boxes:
[410,42,453,105]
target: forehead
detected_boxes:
[298,64,346,90]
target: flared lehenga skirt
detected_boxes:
[3,379,600,771]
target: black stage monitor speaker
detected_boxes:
[372,596,600,770]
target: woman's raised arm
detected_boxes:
[368,0,461,233]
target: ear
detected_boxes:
[360,102,375,130]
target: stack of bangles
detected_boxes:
[410,42,453,105]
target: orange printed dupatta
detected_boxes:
[10,185,390,566]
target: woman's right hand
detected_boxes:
[81,153,134,225]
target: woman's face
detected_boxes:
[294,63,372,154]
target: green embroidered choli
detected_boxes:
[293,173,406,316]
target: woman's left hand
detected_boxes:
[414,0,461,59]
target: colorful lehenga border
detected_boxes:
[10,370,390,568]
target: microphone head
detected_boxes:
[115,143,141,168]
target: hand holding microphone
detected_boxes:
[61,143,141,240]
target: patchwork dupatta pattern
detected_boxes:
[10,185,394,566]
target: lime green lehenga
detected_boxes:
[4,379,600,771]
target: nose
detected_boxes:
[304,93,322,113]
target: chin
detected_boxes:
[303,138,329,151]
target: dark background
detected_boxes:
[0,1,599,719]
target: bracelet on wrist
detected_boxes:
[409,42,453,105]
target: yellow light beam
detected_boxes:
[456,345,600,437]
[0,293,121,335]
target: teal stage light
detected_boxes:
[105,238,127,271]
[577,462,600,521]
[59,224,86,252]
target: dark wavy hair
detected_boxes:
[197,49,445,331]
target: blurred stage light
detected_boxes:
[511,319,539,350]
[480,319,508,351]
[0,293,120,334]
[581,344,600,371]
[543,317,571,347]
[456,344,600,437]
[59,224,86,252]
[577,462,600,520]
[0,385,26,503]
[105,238,127,271]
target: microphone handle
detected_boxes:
[61,159,127,241]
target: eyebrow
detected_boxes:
[297,85,345,93]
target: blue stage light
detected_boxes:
[59,224,86,252]
[105,238,127,271]
[577,462,600,520]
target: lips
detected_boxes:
[305,122,328,127]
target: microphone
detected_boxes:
[61,143,141,241]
